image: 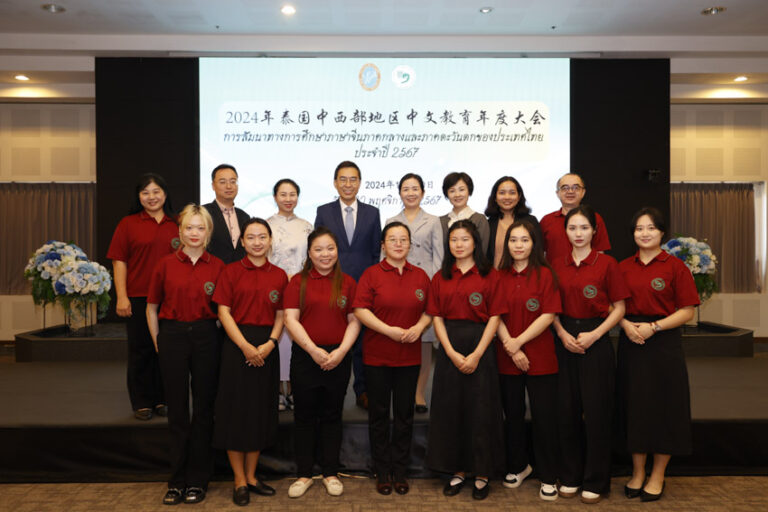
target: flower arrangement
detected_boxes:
[24,240,112,322]
[662,236,718,303]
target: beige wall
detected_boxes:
[671,104,768,337]
[1,103,95,341]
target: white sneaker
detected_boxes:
[540,483,558,501]
[288,478,313,498]
[278,396,287,412]
[323,476,344,496]
[558,484,579,498]
[502,464,532,489]
[581,490,601,504]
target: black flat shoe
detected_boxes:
[154,404,168,417]
[641,482,665,502]
[625,485,642,499]
[134,408,153,421]
[162,488,184,505]
[248,480,276,496]
[415,404,428,414]
[183,487,205,504]
[443,476,465,496]
[472,479,490,500]
[233,486,249,506]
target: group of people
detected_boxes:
[107,161,699,506]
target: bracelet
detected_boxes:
[268,337,278,346]
[650,322,662,332]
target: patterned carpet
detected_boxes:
[3,476,768,512]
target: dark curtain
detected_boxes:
[670,183,756,293]
[0,183,95,294]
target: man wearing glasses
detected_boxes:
[315,160,382,409]
[204,164,251,264]
[539,173,611,264]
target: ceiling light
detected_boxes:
[701,6,726,15]
[41,3,66,13]
[281,4,296,16]
[479,7,493,14]
[733,76,748,82]
[15,74,30,81]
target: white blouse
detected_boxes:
[267,213,313,277]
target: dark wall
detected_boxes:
[570,59,670,261]
[95,58,200,266]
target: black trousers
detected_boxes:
[555,316,615,494]
[499,373,559,485]
[291,342,351,478]
[365,364,420,480]
[126,296,164,410]
[352,329,366,397]
[157,319,219,489]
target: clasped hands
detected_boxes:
[623,322,656,345]
[242,341,273,367]
[387,325,422,344]
[559,329,600,354]
[502,337,530,372]
[310,346,346,371]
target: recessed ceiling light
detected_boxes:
[701,6,726,15]
[281,4,296,16]
[479,7,494,14]
[41,3,66,13]
[15,74,30,81]
[734,76,748,82]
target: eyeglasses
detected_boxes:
[337,177,359,185]
[385,238,410,245]
[559,184,583,193]
[216,179,238,186]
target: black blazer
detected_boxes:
[315,200,381,281]
[486,213,542,265]
[203,201,251,264]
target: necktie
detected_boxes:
[223,208,239,248]
[344,206,355,244]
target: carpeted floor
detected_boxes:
[2,476,768,511]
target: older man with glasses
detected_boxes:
[539,173,611,264]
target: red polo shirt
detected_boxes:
[107,211,179,297]
[497,265,561,376]
[619,251,700,317]
[552,250,629,319]
[426,266,505,323]
[540,209,611,264]
[213,257,288,326]
[147,249,226,322]
[283,269,357,346]
[352,260,431,367]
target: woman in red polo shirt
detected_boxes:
[618,208,698,502]
[425,219,505,501]
[353,221,432,496]
[551,204,629,504]
[108,173,178,421]
[496,218,561,501]
[283,227,361,499]
[146,204,226,506]
[212,218,288,506]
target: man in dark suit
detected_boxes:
[315,160,381,408]
[203,164,251,264]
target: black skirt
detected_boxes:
[617,315,691,456]
[426,319,504,476]
[213,324,280,452]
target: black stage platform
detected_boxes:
[2,353,767,483]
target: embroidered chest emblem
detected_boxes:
[526,298,540,312]
[651,278,666,291]
[203,281,215,295]
[468,292,483,306]
[582,285,597,299]
[269,290,280,303]
[415,289,425,302]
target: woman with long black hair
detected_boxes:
[484,176,541,268]
[550,204,629,504]
[425,219,504,501]
[496,218,561,501]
